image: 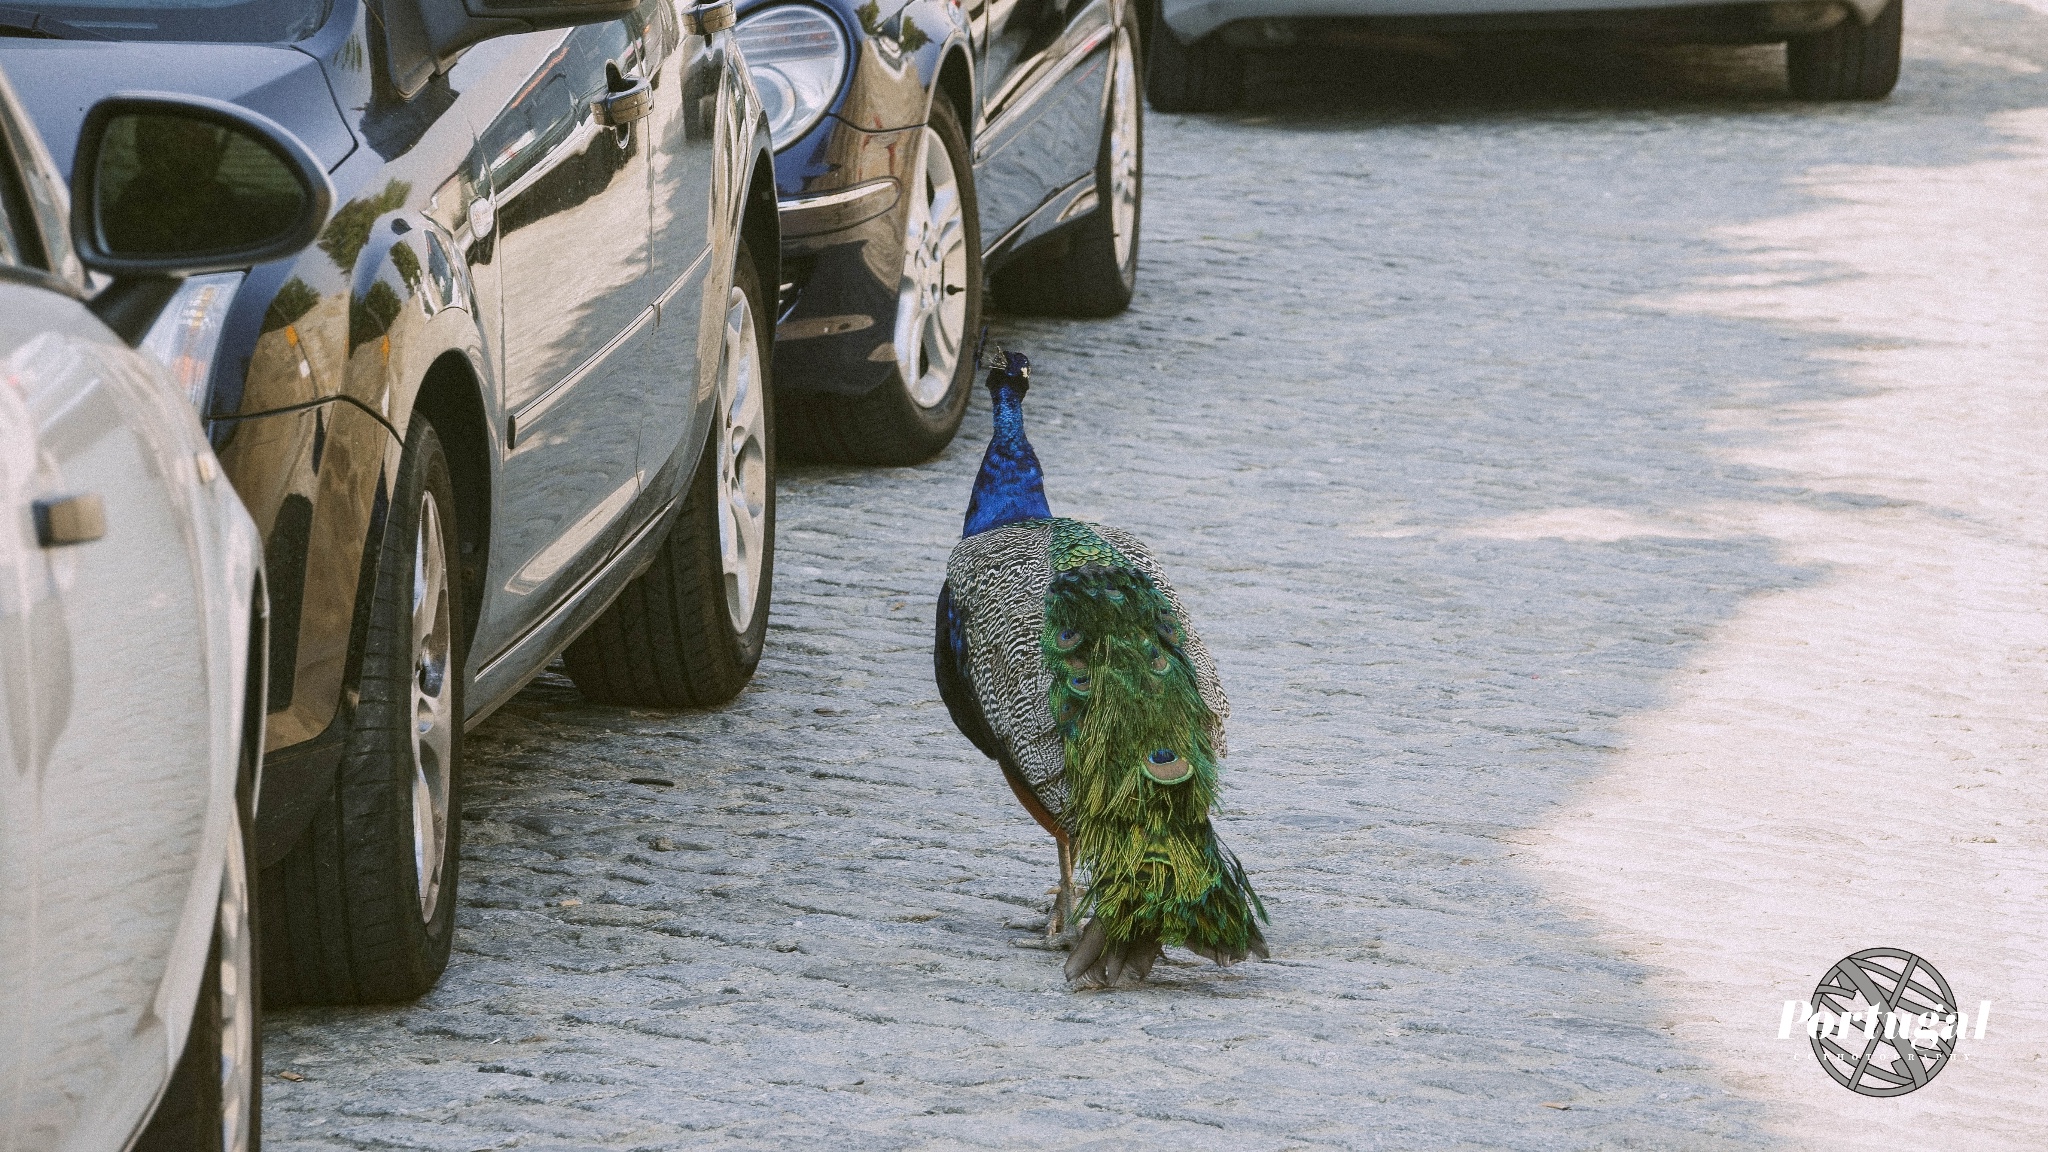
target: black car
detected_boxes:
[0,0,780,1004]
[732,0,1146,463]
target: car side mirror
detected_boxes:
[71,93,333,279]
[68,93,333,343]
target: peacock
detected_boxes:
[933,342,1268,988]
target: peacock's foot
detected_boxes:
[1046,881,1083,939]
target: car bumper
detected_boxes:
[771,120,921,398]
[1159,0,1885,43]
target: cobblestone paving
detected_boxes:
[267,3,2048,1147]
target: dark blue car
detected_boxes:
[0,0,781,1012]
[733,0,1145,462]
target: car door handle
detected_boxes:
[683,0,735,34]
[34,494,106,547]
[601,69,654,128]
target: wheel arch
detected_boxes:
[244,571,268,819]
[1132,0,1158,61]
[934,45,975,143]
[410,351,492,661]
[742,147,782,317]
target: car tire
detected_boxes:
[1787,0,1901,100]
[1145,9,1242,113]
[135,781,259,1150]
[565,239,776,707]
[993,17,1143,318]
[260,418,464,1005]
[776,99,981,466]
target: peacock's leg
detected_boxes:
[1049,836,1076,938]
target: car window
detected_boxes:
[3,0,330,44]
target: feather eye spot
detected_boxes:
[1068,674,1092,695]
[1152,655,1170,673]
[1054,628,1083,651]
[1142,749,1191,784]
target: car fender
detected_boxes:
[838,0,970,132]
[752,0,972,202]
[343,209,494,442]
[621,26,778,550]
[219,199,495,866]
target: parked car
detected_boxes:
[1143,0,1901,110]
[736,0,1146,463]
[0,66,336,1149]
[0,0,780,1005]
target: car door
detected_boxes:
[471,15,657,658]
[0,186,216,1151]
[631,0,720,516]
[971,0,1114,240]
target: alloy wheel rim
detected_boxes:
[411,493,453,922]
[216,820,255,1152]
[718,285,769,634]
[1107,28,1140,275]
[895,124,969,409]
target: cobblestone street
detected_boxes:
[267,3,2048,1147]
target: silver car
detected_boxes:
[1144,0,1901,108]
[0,69,334,1150]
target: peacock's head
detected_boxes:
[976,335,1030,395]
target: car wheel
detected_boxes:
[1787,0,1901,100]
[565,238,776,707]
[994,17,1144,317]
[260,418,464,1004]
[776,99,981,466]
[135,793,259,1150]
[1145,8,1242,113]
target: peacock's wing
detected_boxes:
[943,520,1071,826]
[1091,525,1230,758]
[934,580,1000,762]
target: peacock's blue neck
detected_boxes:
[962,376,1051,537]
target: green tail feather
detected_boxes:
[1041,522,1267,966]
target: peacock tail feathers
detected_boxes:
[1039,522,1268,964]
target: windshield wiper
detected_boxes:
[0,6,111,38]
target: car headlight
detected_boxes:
[735,5,848,150]
[140,271,244,415]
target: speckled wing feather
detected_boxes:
[942,518,1227,828]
